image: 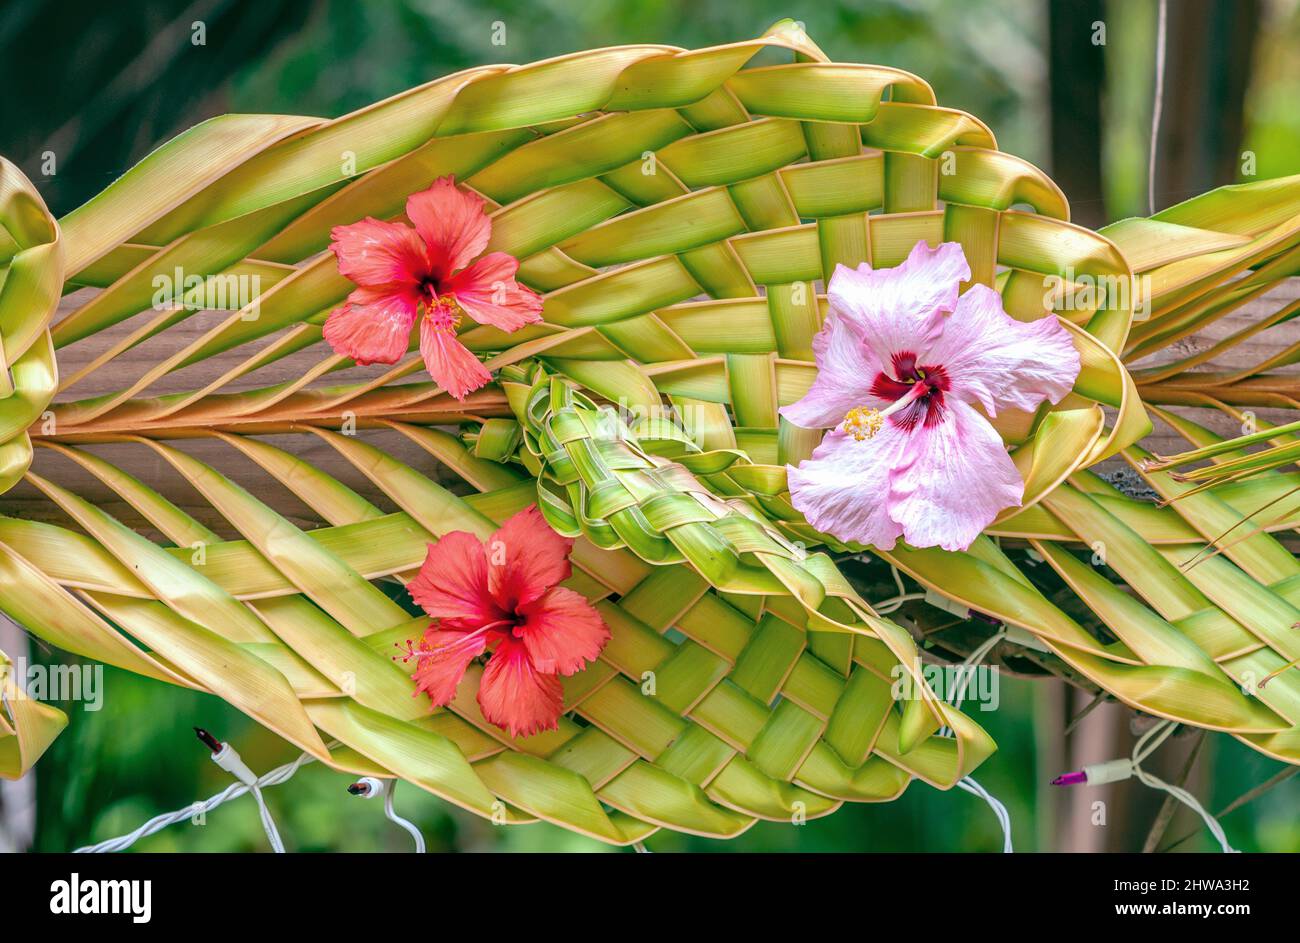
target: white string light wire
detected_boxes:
[345,776,426,851]
[251,783,286,853]
[874,592,928,616]
[866,565,1014,851]
[956,777,1014,853]
[379,779,426,852]
[1052,718,1237,852]
[944,628,1014,852]
[940,628,1007,738]
[76,735,432,854]
[1128,721,1237,853]
[872,566,927,615]
[75,747,317,853]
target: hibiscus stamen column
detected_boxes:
[841,381,931,440]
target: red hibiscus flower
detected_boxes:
[398,505,610,739]
[323,176,543,400]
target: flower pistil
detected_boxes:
[425,294,464,335]
[841,380,935,440]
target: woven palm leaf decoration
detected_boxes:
[1,19,1298,844]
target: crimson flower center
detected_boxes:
[868,351,951,432]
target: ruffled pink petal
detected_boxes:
[406,533,504,630]
[827,241,971,367]
[409,627,489,706]
[486,504,574,612]
[925,284,1082,418]
[478,638,564,739]
[406,177,492,281]
[418,316,493,401]
[444,252,544,334]
[322,285,420,366]
[781,309,886,430]
[329,217,428,287]
[517,587,610,675]
[887,398,1024,552]
[786,424,911,550]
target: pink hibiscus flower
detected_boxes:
[397,505,610,739]
[323,176,543,400]
[782,241,1081,552]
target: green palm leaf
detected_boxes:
[1,19,1296,845]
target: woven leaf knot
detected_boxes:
[0,158,62,496]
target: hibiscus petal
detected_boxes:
[478,638,564,739]
[406,177,492,281]
[827,241,971,367]
[406,532,503,629]
[887,398,1024,551]
[322,286,419,365]
[329,217,428,287]
[418,316,493,401]
[517,587,610,675]
[786,424,911,550]
[781,309,885,430]
[409,627,488,706]
[925,284,1082,418]
[486,504,574,611]
[444,252,544,334]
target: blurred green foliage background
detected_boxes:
[3,0,1298,852]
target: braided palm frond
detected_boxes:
[0,20,1295,846]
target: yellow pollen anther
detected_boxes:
[427,296,463,334]
[842,406,883,441]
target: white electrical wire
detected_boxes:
[956,777,1014,853]
[874,592,927,615]
[75,748,318,853]
[939,628,1007,738]
[872,567,928,615]
[1129,720,1237,854]
[251,785,286,853]
[1057,719,1236,852]
[868,565,1015,851]
[382,780,426,853]
[350,776,425,851]
[943,628,1014,852]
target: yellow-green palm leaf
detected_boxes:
[1,20,1296,846]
